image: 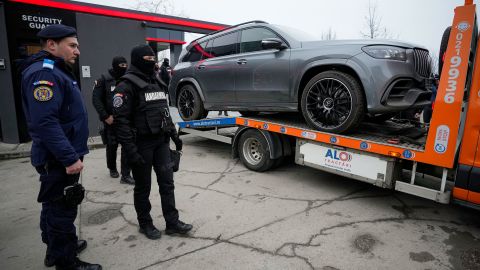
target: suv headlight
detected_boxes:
[362,46,407,61]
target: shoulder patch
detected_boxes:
[42,59,55,70]
[33,86,54,101]
[33,80,54,86]
[113,95,123,108]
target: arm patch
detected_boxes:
[113,93,124,107]
[33,86,54,101]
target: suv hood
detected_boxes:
[301,39,426,50]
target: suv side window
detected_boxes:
[208,32,238,58]
[182,41,208,62]
[240,27,279,53]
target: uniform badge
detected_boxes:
[33,86,53,101]
[113,93,123,108]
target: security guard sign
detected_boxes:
[33,86,53,101]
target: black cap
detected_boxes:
[37,24,77,40]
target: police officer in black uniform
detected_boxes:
[92,56,134,184]
[113,45,192,239]
[20,24,101,269]
[158,58,171,86]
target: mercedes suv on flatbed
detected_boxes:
[169,21,432,133]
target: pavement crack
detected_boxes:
[227,188,367,243]
[178,183,246,201]
[206,174,225,188]
[139,242,218,270]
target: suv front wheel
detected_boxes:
[301,71,365,133]
[177,84,206,121]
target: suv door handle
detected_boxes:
[197,64,206,70]
[237,59,247,65]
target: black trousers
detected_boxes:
[105,125,130,176]
[132,136,179,227]
[37,164,80,267]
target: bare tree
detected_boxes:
[132,0,188,17]
[360,1,395,39]
[321,28,337,40]
[430,50,439,76]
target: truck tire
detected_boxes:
[238,129,275,172]
[301,71,365,133]
[438,26,451,76]
[177,84,206,121]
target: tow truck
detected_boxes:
[177,0,480,210]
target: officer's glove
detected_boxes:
[171,134,183,151]
[128,152,145,166]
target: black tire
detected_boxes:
[201,110,209,118]
[239,111,260,117]
[177,84,206,121]
[301,71,365,133]
[438,26,451,76]
[238,129,275,172]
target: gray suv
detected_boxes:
[169,21,431,133]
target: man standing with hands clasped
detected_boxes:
[113,44,192,240]
[20,24,101,269]
[92,56,134,184]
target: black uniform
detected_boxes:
[113,45,191,238]
[159,58,171,86]
[92,61,131,179]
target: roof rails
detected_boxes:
[190,20,268,44]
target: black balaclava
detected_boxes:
[112,56,127,78]
[131,45,156,76]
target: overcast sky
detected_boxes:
[78,0,477,59]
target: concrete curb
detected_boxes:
[0,137,106,160]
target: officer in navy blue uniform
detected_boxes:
[92,56,134,184]
[113,45,192,240]
[20,24,102,270]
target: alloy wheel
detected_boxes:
[178,88,196,118]
[305,78,353,130]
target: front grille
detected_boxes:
[413,49,431,78]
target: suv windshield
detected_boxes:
[273,24,317,41]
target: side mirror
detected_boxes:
[261,38,287,50]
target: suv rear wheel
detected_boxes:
[301,71,365,133]
[177,84,206,121]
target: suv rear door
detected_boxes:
[194,31,239,104]
[235,27,291,104]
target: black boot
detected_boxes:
[44,240,88,267]
[139,224,161,240]
[55,258,102,270]
[165,220,193,235]
[109,169,119,178]
[120,175,135,185]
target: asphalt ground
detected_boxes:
[1,133,480,269]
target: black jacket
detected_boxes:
[92,69,118,121]
[159,63,171,85]
[112,65,173,156]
